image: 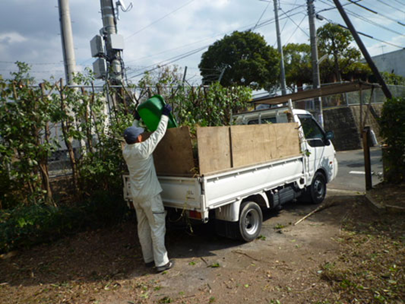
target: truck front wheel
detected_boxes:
[238,201,263,242]
[301,171,326,204]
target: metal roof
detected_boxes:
[253,81,381,105]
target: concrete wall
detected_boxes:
[323,107,361,151]
[323,104,383,151]
[350,104,383,144]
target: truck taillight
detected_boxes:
[189,210,202,219]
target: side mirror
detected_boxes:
[324,131,334,146]
[325,131,334,140]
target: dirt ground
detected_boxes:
[0,187,404,304]
[367,182,405,209]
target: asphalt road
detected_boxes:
[328,147,383,192]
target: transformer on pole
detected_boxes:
[91,0,132,84]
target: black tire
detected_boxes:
[238,201,263,242]
[302,171,327,204]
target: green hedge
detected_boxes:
[380,97,405,183]
[0,191,129,254]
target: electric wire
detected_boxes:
[0,60,62,66]
[127,45,207,79]
[348,0,405,26]
[345,9,405,36]
[254,10,306,32]
[318,0,405,37]
[318,14,405,50]
[317,0,361,13]
[254,4,306,28]
[127,2,306,65]
[122,0,405,82]
[374,0,405,14]
[128,10,302,78]
[284,14,308,44]
[126,4,307,78]
[125,0,196,41]
[392,0,405,7]
[125,35,216,64]
[279,0,298,35]
[280,7,309,37]
[253,0,271,30]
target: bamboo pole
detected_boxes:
[57,78,80,196]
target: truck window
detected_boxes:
[247,117,277,125]
[297,114,325,147]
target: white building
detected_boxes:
[371,49,405,78]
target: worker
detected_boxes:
[122,104,174,273]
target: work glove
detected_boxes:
[133,109,141,120]
[162,104,172,117]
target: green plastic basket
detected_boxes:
[137,95,177,131]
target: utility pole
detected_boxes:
[332,0,392,99]
[99,0,124,84]
[307,0,323,126]
[218,65,228,84]
[182,66,188,86]
[273,0,287,95]
[58,0,76,85]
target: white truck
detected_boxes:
[124,106,338,242]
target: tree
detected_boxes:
[317,23,366,83]
[199,31,280,90]
[380,71,405,86]
[283,43,312,91]
[138,65,184,88]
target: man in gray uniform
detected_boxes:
[123,104,174,273]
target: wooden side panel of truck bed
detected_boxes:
[153,123,301,177]
[197,123,300,174]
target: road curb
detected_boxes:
[327,188,364,196]
[365,192,405,214]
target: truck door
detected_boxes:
[296,114,336,183]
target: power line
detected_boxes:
[280,7,309,37]
[346,9,405,36]
[126,3,310,79]
[317,14,405,50]
[392,0,405,7]
[348,0,405,26]
[317,0,362,13]
[280,1,298,34]
[128,45,207,79]
[254,10,306,32]
[130,4,303,64]
[0,60,63,66]
[125,0,196,41]
[347,0,376,14]
[284,14,308,44]
[125,35,215,64]
[128,2,306,68]
[318,0,405,37]
[373,0,405,14]
[253,1,271,30]
[125,3,305,75]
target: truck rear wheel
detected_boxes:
[238,201,263,242]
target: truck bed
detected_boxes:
[124,155,305,220]
[123,122,304,220]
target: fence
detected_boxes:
[321,84,405,108]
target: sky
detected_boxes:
[1,0,404,86]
